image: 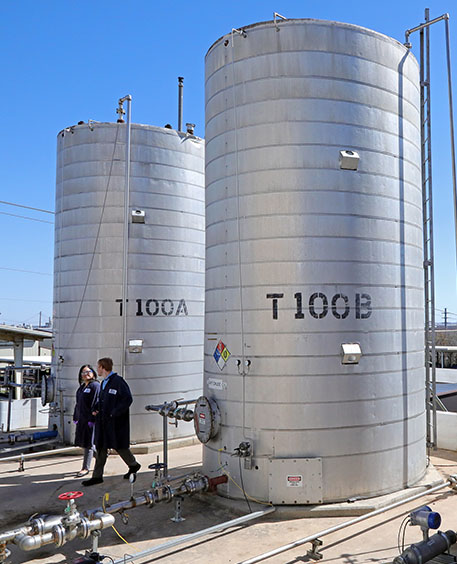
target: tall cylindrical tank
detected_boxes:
[53,122,205,443]
[202,19,425,503]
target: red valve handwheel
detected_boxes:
[58,491,84,500]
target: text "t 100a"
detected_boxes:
[266,292,372,320]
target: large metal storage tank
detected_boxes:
[202,19,425,503]
[53,122,205,443]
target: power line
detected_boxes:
[0,266,52,276]
[0,200,54,214]
[0,210,53,224]
[0,297,52,303]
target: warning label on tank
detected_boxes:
[213,340,231,370]
[287,475,303,487]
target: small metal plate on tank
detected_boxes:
[268,458,323,505]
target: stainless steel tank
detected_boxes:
[202,19,425,503]
[53,122,205,443]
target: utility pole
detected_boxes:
[444,308,448,329]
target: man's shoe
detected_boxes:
[123,463,141,479]
[82,477,103,486]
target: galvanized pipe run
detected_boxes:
[0,473,227,561]
[240,478,457,564]
[120,94,132,377]
[112,507,276,564]
[444,17,457,288]
[178,77,184,131]
[13,512,114,552]
[87,474,226,516]
[0,445,79,463]
[405,13,449,45]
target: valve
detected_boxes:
[58,492,84,500]
[234,442,251,457]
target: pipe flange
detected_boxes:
[77,517,91,540]
[30,518,45,535]
[163,485,173,503]
[52,524,65,548]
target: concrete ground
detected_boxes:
[1,440,457,564]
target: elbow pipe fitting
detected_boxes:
[14,531,53,551]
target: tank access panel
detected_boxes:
[269,458,323,504]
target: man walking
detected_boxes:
[82,357,141,486]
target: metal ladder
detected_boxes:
[420,8,437,449]
[407,8,457,449]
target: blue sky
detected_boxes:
[1,0,456,326]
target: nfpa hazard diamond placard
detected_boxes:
[213,340,230,370]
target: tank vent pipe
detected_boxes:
[178,77,184,131]
[273,12,287,31]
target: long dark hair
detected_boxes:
[78,364,96,386]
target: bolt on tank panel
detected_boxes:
[203,19,425,503]
[53,123,205,443]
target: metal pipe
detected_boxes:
[163,410,168,475]
[0,527,30,545]
[445,18,457,294]
[0,445,79,462]
[178,77,184,131]
[240,478,456,564]
[405,13,449,44]
[0,439,59,455]
[112,507,275,564]
[11,512,114,552]
[120,94,132,378]
[426,8,437,450]
[58,388,65,442]
[6,387,12,434]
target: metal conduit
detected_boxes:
[120,94,132,378]
[112,507,275,564]
[0,445,79,463]
[240,478,456,564]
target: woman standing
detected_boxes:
[73,365,100,477]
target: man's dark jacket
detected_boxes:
[94,373,133,450]
[73,380,100,449]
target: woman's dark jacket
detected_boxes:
[73,380,100,449]
[94,373,133,450]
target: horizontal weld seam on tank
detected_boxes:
[214,418,426,434]
[205,78,420,114]
[206,215,422,228]
[205,44,420,84]
[205,290,423,298]
[205,87,421,123]
[205,169,422,189]
[203,364,426,373]
[204,280,424,290]
[205,238,423,251]
[206,150,422,175]
[208,437,426,456]
[221,390,426,403]
[202,372,425,379]
[205,257,424,268]
[204,185,423,200]
[205,133,421,157]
